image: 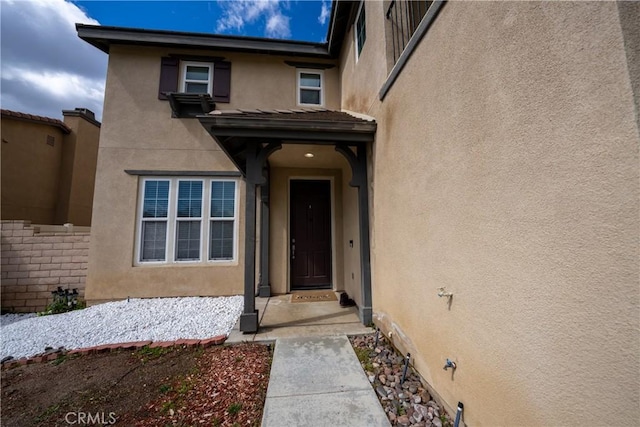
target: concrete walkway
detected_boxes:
[261,335,390,427]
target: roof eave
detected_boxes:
[76,24,332,58]
[199,115,377,142]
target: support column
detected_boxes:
[240,142,259,333]
[336,143,373,325]
[258,167,271,297]
[240,141,281,333]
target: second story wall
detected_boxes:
[339,0,389,115]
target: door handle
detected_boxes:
[291,244,296,260]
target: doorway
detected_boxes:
[290,180,332,290]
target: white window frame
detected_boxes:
[135,177,239,266]
[297,69,324,107]
[180,61,214,96]
[354,1,366,62]
[174,179,204,263]
[208,179,239,263]
[138,178,171,264]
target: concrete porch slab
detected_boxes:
[227,294,372,343]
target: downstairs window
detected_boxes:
[136,177,238,264]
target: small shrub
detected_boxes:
[227,402,242,416]
[38,288,85,316]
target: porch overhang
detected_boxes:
[198,109,376,333]
[198,109,377,176]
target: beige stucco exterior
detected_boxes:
[82,1,639,424]
[56,111,101,226]
[339,1,639,425]
[85,45,343,303]
[1,110,100,226]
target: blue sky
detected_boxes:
[0,0,332,121]
[73,1,331,41]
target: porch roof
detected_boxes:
[198,108,377,175]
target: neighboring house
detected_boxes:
[1,108,101,226]
[76,1,638,425]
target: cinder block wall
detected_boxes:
[1,220,89,312]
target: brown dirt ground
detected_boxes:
[1,343,272,427]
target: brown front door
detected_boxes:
[290,180,332,290]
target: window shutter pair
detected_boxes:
[158,57,231,103]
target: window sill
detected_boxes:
[134,260,238,267]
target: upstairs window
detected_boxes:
[158,56,231,103]
[180,62,214,95]
[355,1,366,61]
[297,69,323,106]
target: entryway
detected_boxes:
[290,180,332,290]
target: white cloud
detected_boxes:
[216,0,291,39]
[0,0,107,121]
[318,0,330,25]
[266,13,291,38]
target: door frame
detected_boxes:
[287,176,337,292]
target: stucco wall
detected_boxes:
[56,113,100,226]
[340,1,639,425]
[86,47,245,304]
[1,120,65,224]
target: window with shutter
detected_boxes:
[158,56,231,105]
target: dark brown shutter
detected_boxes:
[158,57,179,100]
[213,61,231,103]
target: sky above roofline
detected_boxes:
[0,0,333,122]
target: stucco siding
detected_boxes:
[342,1,639,425]
[86,44,342,302]
[1,121,65,224]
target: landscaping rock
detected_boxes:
[350,334,454,426]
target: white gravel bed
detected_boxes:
[0,296,243,360]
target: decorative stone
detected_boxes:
[349,334,454,427]
[432,417,443,427]
[414,404,428,417]
[397,415,411,426]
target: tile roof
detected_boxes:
[1,109,71,134]
[208,108,375,123]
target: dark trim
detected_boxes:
[76,24,331,58]
[200,116,377,142]
[336,143,372,325]
[258,167,271,298]
[209,128,375,143]
[241,142,282,332]
[169,54,226,62]
[241,142,259,333]
[166,93,215,118]
[124,170,242,177]
[379,0,445,101]
[284,61,336,69]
